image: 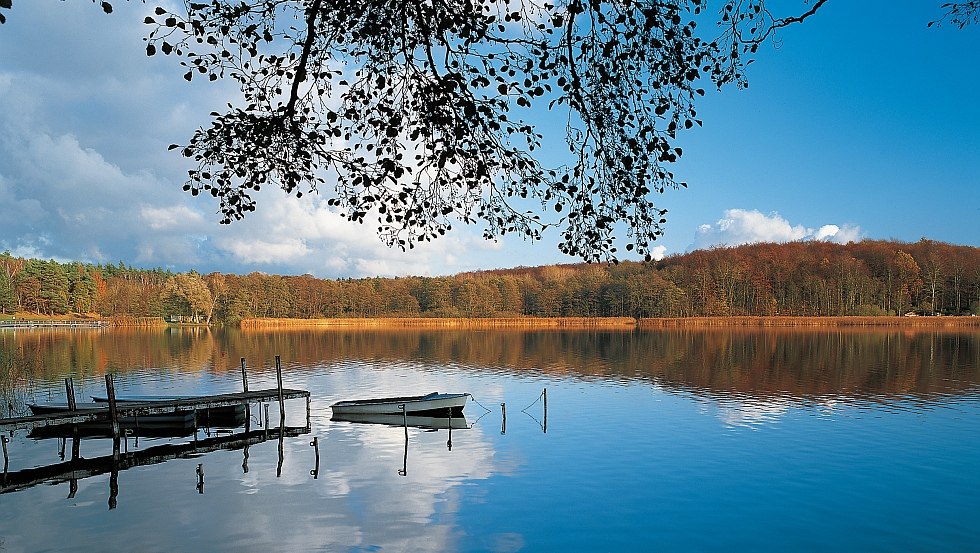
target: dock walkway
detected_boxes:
[0,388,311,432]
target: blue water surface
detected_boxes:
[0,328,977,552]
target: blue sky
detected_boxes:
[0,1,977,278]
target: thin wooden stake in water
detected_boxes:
[500,403,507,435]
[105,374,120,441]
[275,355,285,422]
[240,357,249,393]
[543,388,548,434]
[65,378,76,411]
[2,435,8,468]
[241,357,252,434]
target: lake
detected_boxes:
[1,327,978,552]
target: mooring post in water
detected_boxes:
[196,463,205,494]
[543,388,548,434]
[105,374,120,441]
[310,437,320,479]
[240,357,249,393]
[275,355,285,423]
[65,378,77,411]
[501,403,507,435]
[2,435,8,469]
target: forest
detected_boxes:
[1,239,978,324]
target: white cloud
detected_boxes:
[0,0,583,278]
[690,209,863,250]
[141,205,207,231]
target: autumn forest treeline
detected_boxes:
[1,239,979,324]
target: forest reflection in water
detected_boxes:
[2,326,979,552]
[2,326,978,404]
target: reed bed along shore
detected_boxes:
[638,316,980,328]
[240,317,638,330]
[239,315,980,330]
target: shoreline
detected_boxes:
[239,316,980,330]
[638,316,980,328]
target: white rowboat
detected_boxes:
[330,392,468,416]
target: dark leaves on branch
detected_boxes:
[141,0,825,263]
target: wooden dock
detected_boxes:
[0,388,311,433]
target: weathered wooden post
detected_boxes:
[104,374,120,441]
[240,357,249,393]
[64,378,77,411]
[500,403,507,435]
[196,463,205,494]
[1,435,8,469]
[542,388,548,434]
[275,355,285,423]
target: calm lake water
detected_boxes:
[0,327,978,552]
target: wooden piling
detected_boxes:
[240,357,249,393]
[105,374,120,440]
[500,403,507,435]
[543,388,548,434]
[2,435,8,467]
[65,378,77,411]
[275,355,285,422]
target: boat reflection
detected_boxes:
[331,412,470,430]
[331,411,469,476]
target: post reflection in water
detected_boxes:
[0,422,312,509]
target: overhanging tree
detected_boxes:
[3,0,844,261]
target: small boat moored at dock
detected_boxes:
[91,395,246,421]
[28,403,196,426]
[330,392,469,416]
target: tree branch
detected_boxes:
[285,0,323,119]
[751,0,827,44]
